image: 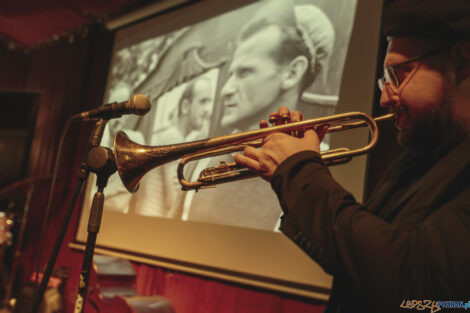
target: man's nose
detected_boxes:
[202,106,211,117]
[221,77,236,98]
[379,84,399,108]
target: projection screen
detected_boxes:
[74,0,384,300]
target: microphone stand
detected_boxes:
[73,140,116,313]
[30,118,115,313]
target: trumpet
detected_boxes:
[113,111,395,192]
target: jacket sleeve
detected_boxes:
[271,150,470,302]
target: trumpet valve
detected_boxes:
[280,114,290,124]
[198,161,246,182]
[200,161,235,180]
[268,114,290,126]
[268,116,277,125]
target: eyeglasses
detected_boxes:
[377,46,451,92]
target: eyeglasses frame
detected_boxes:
[377,45,452,92]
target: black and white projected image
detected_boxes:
[95,0,357,231]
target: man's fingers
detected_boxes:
[234,152,261,171]
[243,146,262,160]
[291,110,304,122]
[316,125,329,141]
[234,146,264,171]
[278,106,290,117]
[303,129,320,152]
[267,108,303,126]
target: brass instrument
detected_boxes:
[113,112,395,192]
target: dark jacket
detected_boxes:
[271,137,470,312]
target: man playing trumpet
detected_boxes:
[235,0,470,311]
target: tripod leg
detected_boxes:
[30,169,88,313]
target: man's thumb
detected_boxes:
[303,129,321,152]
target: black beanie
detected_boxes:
[383,0,470,40]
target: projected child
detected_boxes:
[136,76,214,217]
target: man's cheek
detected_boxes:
[242,86,256,105]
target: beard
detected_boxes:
[397,93,454,153]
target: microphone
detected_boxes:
[71,94,151,121]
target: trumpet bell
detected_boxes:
[114,131,182,193]
[114,131,147,193]
[114,130,211,192]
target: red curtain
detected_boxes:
[133,264,325,313]
[0,0,149,48]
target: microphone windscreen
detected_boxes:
[129,94,151,115]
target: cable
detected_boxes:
[32,118,72,292]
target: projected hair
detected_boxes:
[237,19,315,93]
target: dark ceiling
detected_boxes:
[0,0,155,49]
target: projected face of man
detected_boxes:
[186,78,213,131]
[221,25,286,130]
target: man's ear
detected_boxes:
[281,55,309,91]
[451,41,470,83]
[451,41,470,99]
[181,98,190,116]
